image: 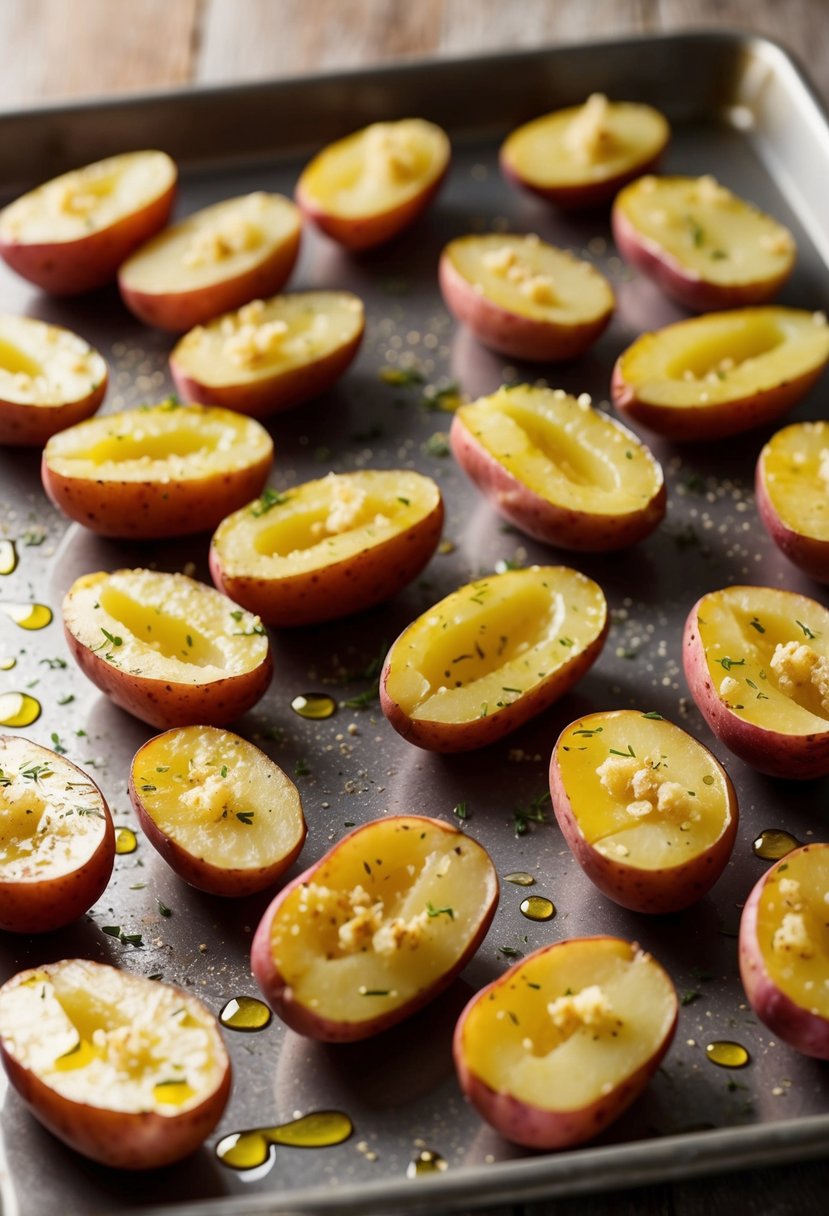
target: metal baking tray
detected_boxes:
[1,29,828,1216]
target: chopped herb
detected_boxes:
[421,382,461,412]
[681,990,702,1006]
[250,488,289,516]
[39,657,67,669]
[233,622,266,637]
[57,694,75,706]
[360,988,390,996]
[378,367,424,387]
[608,744,636,758]
[423,432,450,458]
[220,765,228,778]
[573,726,603,737]
[750,617,765,634]
[558,637,573,648]
[21,529,46,547]
[101,925,122,937]
[513,791,550,837]
[502,686,522,694]
[50,732,67,755]
[140,782,157,792]
[426,902,455,920]
[20,763,52,783]
[185,634,193,648]
[499,946,523,959]
[235,811,255,825]
[642,711,664,720]
[777,863,789,872]
[625,450,633,460]
[100,628,123,648]
[686,215,705,247]
[230,609,243,622]
[795,619,816,640]
[717,657,745,671]
[157,900,172,918]
[121,934,143,947]
[294,759,311,778]
[397,497,411,506]
[453,802,469,821]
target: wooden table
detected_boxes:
[1,2,827,1214]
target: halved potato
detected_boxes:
[439,234,614,362]
[683,585,829,779]
[0,960,231,1168]
[170,291,364,417]
[0,151,176,294]
[296,118,450,250]
[550,711,738,913]
[450,385,664,550]
[118,192,302,331]
[251,815,498,1041]
[42,401,273,538]
[380,565,608,752]
[454,936,678,1149]
[500,94,670,208]
[210,469,443,626]
[63,568,272,729]
[612,175,795,311]
[756,421,829,583]
[612,307,829,441]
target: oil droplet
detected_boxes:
[0,602,53,630]
[0,657,16,670]
[0,691,41,727]
[437,539,456,555]
[0,541,17,576]
[216,1110,353,1170]
[291,692,336,720]
[706,1040,750,1069]
[520,895,556,921]
[753,828,800,861]
[154,1079,196,1105]
[406,1148,448,1178]
[115,827,137,855]
[504,871,535,887]
[219,995,272,1032]
[54,1038,97,1072]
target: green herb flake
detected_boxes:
[378,367,425,387]
[423,432,450,458]
[40,657,67,670]
[157,900,172,918]
[50,732,67,755]
[294,759,311,778]
[499,946,523,959]
[57,694,75,706]
[608,744,636,758]
[795,619,817,640]
[250,488,289,517]
[426,902,455,920]
[453,802,469,821]
[718,657,745,671]
[681,990,702,1006]
[220,765,228,778]
[750,617,765,633]
[513,791,549,837]
[235,811,255,826]
[642,711,664,720]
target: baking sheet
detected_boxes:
[1,30,829,1216]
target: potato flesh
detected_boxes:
[0,315,105,406]
[757,847,829,1017]
[759,421,829,541]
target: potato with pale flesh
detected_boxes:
[119,192,301,331]
[380,566,608,752]
[170,291,364,417]
[612,175,795,311]
[296,118,450,250]
[0,736,115,933]
[42,400,273,539]
[612,307,829,441]
[0,960,231,1168]
[0,151,176,295]
[550,711,737,913]
[500,94,670,209]
[63,568,272,729]
[439,234,614,362]
[251,815,498,1042]
[454,936,678,1149]
[683,585,829,779]
[739,844,829,1058]
[210,470,443,626]
[450,385,664,551]
[130,725,306,897]
[756,421,829,583]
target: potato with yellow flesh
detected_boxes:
[739,845,829,1058]
[0,151,176,295]
[170,291,364,418]
[380,566,608,752]
[210,470,443,626]
[612,175,795,311]
[130,726,306,897]
[612,307,829,441]
[450,385,664,551]
[0,736,115,933]
[500,94,670,208]
[439,233,614,362]
[550,711,737,913]
[683,585,829,779]
[454,936,678,1149]
[42,401,273,539]
[0,960,231,1168]
[296,118,450,250]
[63,568,272,729]
[251,815,498,1041]
[756,421,829,583]
[119,192,301,332]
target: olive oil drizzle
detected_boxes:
[216,1110,353,1170]
[520,895,556,921]
[291,692,337,720]
[0,691,41,727]
[219,995,272,1031]
[115,826,138,855]
[0,602,53,630]
[706,1040,750,1068]
[753,828,800,861]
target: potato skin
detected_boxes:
[755,461,829,584]
[499,146,667,211]
[0,378,107,448]
[296,165,448,252]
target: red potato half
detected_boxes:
[612,307,829,442]
[118,192,301,332]
[756,420,829,583]
[170,291,364,418]
[450,384,664,551]
[0,736,115,933]
[550,711,738,914]
[0,151,176,295]
[296,118,450,251]
[210,469,443,627]
[0,960,231,1169]
[454,936,678,1150]
[683,585,829,779]
[500,94,670,209]
[439,233,614,362]
[612,175,795,312]
[251,815,498,1042]
[62,568,272,730]
[42,400,273,539]
[0,315,107,447]
[380,565,608,753]
[129,725,306,897]
[739,844,829,1058]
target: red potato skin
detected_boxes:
[499,145,667,211]
[755,462,829,584]
[295,163,448,252]
[0,377,107,448]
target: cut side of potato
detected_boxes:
[63,568,272,729]
[0,959,231,1168]
[251,815,498,1041]
[450,384,664,550]
[170,290,365,417]
[612,307,829,441]
[439,233,614,361]
[130,725,306,896]
[454,936,678,1149]
[756,421,829,582]
[380,565,608,752]
[42,401,273,538]
[210,469,443,626]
